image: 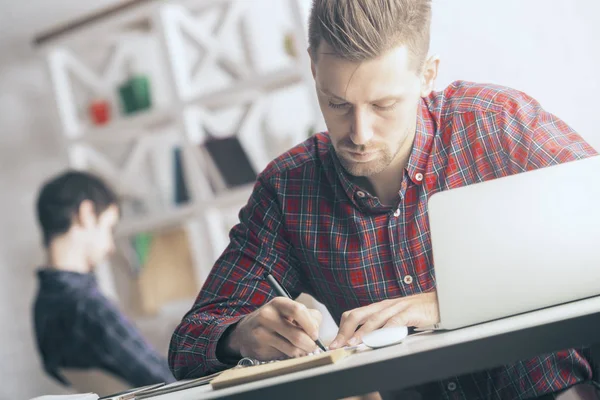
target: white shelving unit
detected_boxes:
[35,0,324,306]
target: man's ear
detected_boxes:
[420,55,440,97]
[76,200,97,228]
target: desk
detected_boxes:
[154,296,600,400]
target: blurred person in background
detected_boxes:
[33,170,175,389]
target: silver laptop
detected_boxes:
[427,155,600,330]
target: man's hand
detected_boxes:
[329,291,439,349]
[222,297,323,361]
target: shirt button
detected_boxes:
[447,382,457,391]
[393,209,400,217]
[415,172,424,182]
[356,191,366,198]
[403,275,413,284]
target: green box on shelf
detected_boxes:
[118,74,152,115]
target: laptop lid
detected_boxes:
[428,156,600,330]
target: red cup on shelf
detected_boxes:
[89,99,111,126]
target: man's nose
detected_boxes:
[350,108,374,146]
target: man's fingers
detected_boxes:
[269,318,318,353]
[329,301,386,349]
[260,298,320,353]
[381,316,410,329]
[330,310,367,349]
[266,332,309,359]
[308,308,323,325]
[330,299,403,349]
[351,301,410,343]
[250,326,298,360]
[271,298,320,340]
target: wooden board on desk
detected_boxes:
[211,348,351,389]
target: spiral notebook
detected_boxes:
[210,347,352,389]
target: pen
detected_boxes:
[263,272,328,352]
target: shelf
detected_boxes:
[40,0,314,305]
[69,65,303,143]
[34,1,153,47]
[116,203,197,237]
[190,66,304,109]
[72,106,176,143]
[33,0,229,49]
[115,184,253,237]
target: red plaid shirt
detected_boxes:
[170,81,597,398]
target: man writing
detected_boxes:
[169,1,598,398]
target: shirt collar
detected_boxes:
[37,267,96,292]
[329,97,436,204]
[406,98,436,185]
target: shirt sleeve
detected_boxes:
[77,296,175,387]
[496,89,598,170]
[168,173,306,379]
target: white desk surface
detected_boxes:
[152,295,600,399]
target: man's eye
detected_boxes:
[373,102,398,111]
[328,101,350,110]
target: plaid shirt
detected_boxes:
[170,81,597,399]
[34,268,175,387]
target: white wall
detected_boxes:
[1,1,599,399]
[0,56,70,399]
[430,0,600,150]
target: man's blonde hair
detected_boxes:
[308,0,432,70]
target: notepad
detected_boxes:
[210,348,352,389]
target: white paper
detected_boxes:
[29,394,99,400]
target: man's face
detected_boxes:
[312,43,425,177]
[85,204,119,267]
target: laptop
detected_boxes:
[426,155,600,330]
